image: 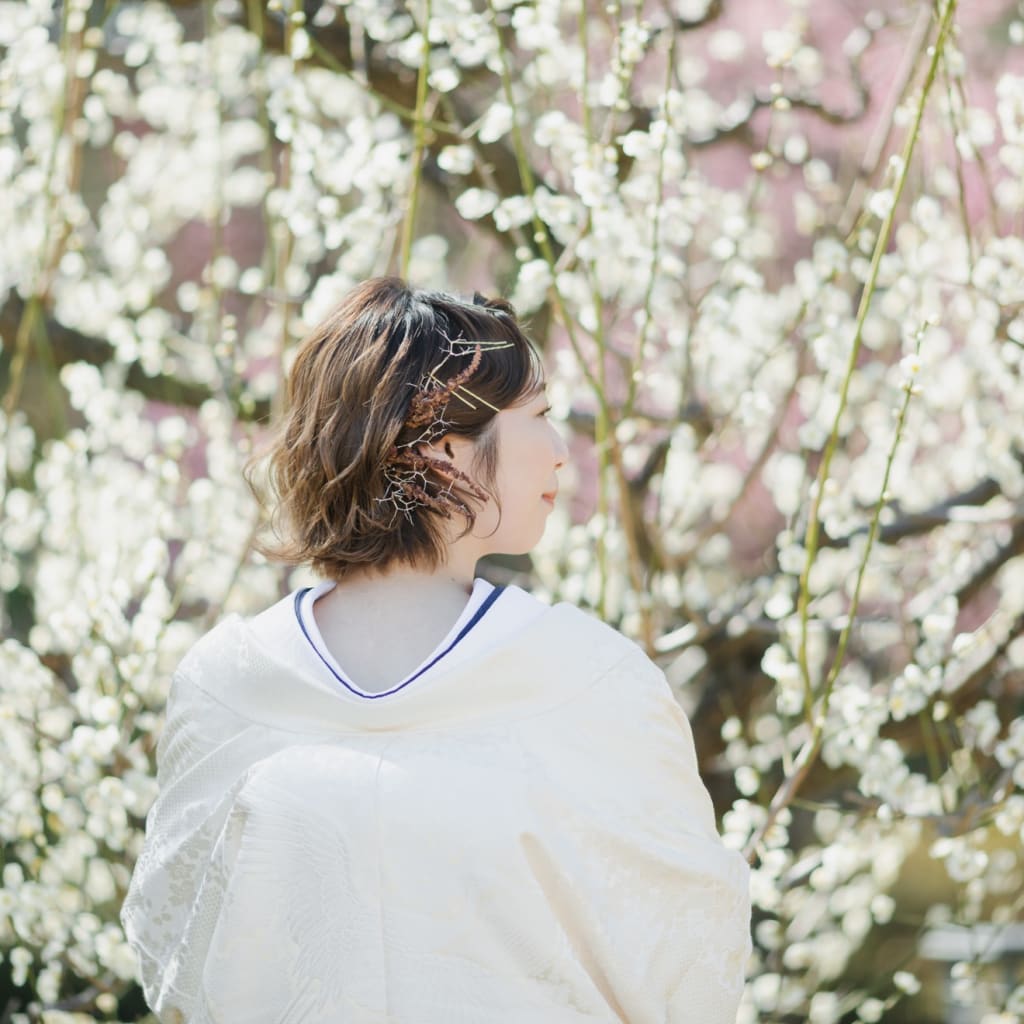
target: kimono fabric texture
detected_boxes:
[121,588,752,1023]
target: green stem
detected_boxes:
[623,25,676,420]
[399,0,432,278]
[2,298,41,425]
[488,0,654,624]
[305,29,456,136]
[745,0,959,866]
[746,325,925,865]
[483,0,603,406]
[941,51,975,272]
[796,0,957,717]
[203,0,236,406]
[820,328,924,699]
[576,0,609,618]
[270,9,296,423]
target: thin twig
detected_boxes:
[745,0,959,865]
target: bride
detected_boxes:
[121,276,752,1023]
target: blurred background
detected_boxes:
[2,0,1024,1020]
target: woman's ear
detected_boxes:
[416,433,466,465]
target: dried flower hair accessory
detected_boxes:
[404,336,513,427]
[374,337,514,528]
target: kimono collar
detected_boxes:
[182,601,635,735]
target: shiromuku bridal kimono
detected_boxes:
[121,579,752,1023]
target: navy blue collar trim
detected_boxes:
[292,583,507,699]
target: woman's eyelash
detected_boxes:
[538,405,552,416]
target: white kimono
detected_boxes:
[121,584,751,1024]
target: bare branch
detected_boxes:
[0,296,271,423]
[822,474,1007,547]
[673,0,724,31]
[957,522,1024,608]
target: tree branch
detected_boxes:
[822,474,1009,547]
[0,295,272,423]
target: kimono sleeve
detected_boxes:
[120,666,275,1023]
[520,645,753,1024]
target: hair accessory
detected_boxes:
[374,336,514,528]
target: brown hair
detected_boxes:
[244,276,547,582]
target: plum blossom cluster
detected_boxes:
[2,0,1024,1019]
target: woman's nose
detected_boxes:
[553,430,569,467]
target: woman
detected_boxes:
[121,277,752,1023]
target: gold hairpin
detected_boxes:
[425,374,500,413]
[425,339,515,415]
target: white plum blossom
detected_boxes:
[454,186,499,220]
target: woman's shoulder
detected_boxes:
[200,584,319,656]
[171,612,246,688]
[495,584,643,661]
[550,597,647,658]
[184,588,302,672]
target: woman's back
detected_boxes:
[121,595,751,1023]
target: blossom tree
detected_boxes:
[2,0,1024,1020]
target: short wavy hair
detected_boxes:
[244,276,547,582]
